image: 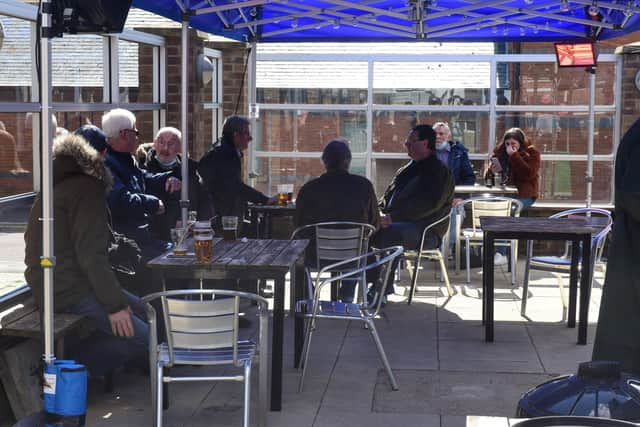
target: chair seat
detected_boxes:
[158,341,257,366]
[530,256,572,266]
[461,229,484,239]
[297,299,364,320]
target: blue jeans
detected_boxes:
[66,290,149,376]
[497,197,535,256]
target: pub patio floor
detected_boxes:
[82,260,605,427]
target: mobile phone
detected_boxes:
[490,157,500,167]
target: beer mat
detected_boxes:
[166,252,196,258]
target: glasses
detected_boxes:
[122,128,139,136]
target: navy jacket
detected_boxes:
[446,141,476,186]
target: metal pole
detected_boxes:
[180,17,189,227]
[586,68,595,208]
[247,42,257,187]
[39,0,55,366]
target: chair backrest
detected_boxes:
[312,246,404,317]
[548,208,613,263]
[458,196,523,233]
[291,221,376,270]
[142,289,268,366]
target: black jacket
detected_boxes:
[24,135,128,313]
[294,170,380,229]
[379,153,454,236]
[198,140,268,219]
[140,148,214,241]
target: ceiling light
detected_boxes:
[333,19,340,29]
[533,25,539,33]
[524,0,534,4]
[520,27,525,35]
[492,25,497,33]
[560,0,570,12]
[291,18,298,28]
[503,26,508,35]
[624,0,634,16]
[588,1,600,16]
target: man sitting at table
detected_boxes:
[295,139,380,303]
[433,121,475,185]
[372,124,454,300]
[198,115,277,236]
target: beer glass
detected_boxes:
[170,227,188,256]
[284,184,294,203]
[222,216,238,241]
[277,184,288,207]
[193,221,213,263]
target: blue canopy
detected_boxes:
[132,0,640,43]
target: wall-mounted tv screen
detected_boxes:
[554,42,597,67]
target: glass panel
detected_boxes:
[254,110,367,153]
[53,111,105,135]
[498,61,615,106]
[0,229,27,299]
[496,112,615,155]
[539,160,612,203]
[371,158,410,197]
[0,112,34,197]
[0,15,32,102]
[128,110,156,145]
[257,61,367,104]
[51,34,104,103]
[373,62,490,105]
[373,110,490,154]
[119,40,155,103]
[253,156,366,197]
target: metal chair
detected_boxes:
[142,289,269,427]
[520,208,612,319]
[296,246,404,392]
[454,196,523,285]
[291,221,376,303]
[404,213,453,303]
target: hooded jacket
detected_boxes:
[24,135,128,313]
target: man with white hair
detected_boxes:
[102,108,181,267]
[139,126,214,241]
[432,122,475,186]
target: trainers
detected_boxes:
[494,253,508,266]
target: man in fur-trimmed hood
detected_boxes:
[24,133,148,377]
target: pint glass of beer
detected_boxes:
[193,221,213,263]
[170,227,188,256]
[284,184,294,203]
[277,184,288,207]
[221,216,238,241]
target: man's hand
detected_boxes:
[156,199,166,215]
[380,214,392,228]
[109,307,134,337]
[165,177,181,193]
[267,195,279,205]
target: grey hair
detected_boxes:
[155,126,182,141]
[433,122,451,137]
[102,108,136,139]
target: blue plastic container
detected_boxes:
[43,359,87,426]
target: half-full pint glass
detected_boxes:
[222,216,238,241]
[193,221,213,263]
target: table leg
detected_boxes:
[578,235,592,345]
[294,260,305,368]
[483,232,495,342]
[568,240,580,329]
[271,274,285,411]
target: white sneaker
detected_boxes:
[494,253,508,266]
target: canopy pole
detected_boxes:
[180,16,190,227]
[247,42,257,187]
[39,0,55,366]
[586,68,596,208]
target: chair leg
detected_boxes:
[243,360,252,427]
[465,239,471,284]
[438,255,453,297]
[155,361,163,427]
[366,318,398,391]
[298,317,316,392]
[455,235,461,275]
[556,274,568,321]
[520,258,531,316]
[407,257,420,305]
[510,239,518,286]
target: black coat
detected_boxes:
[198,141,268,220]
[294,170,380,229]
[24,135,128,313]
[593,118,640,374]
[141,149,214,241]
[379,154,454,237]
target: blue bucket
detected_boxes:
[43,360,87,426]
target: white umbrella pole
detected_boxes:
[39,0,55,365]
[180,18,189,227]
[586,69,596,208]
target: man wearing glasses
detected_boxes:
[372,124,454,298]
[101,109,181,294]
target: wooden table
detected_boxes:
[147,237,308,411]
[480,216,595,345]
[455,184,518,197]
[247,203,296,238]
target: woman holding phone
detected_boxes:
[489,127,541,265]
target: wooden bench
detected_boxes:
[0,296,100,420]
